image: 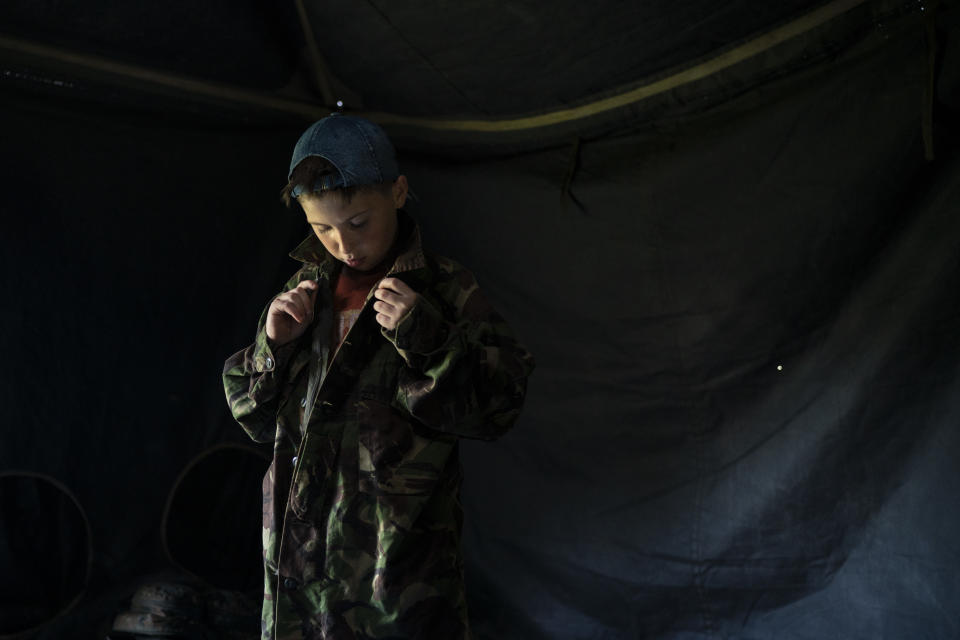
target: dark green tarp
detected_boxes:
[2,1,958,637]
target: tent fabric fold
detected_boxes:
[1,1,958,638]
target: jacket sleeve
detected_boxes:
[222,273,305,443]
[383,264,535,440]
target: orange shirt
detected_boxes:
[331,263,390,347]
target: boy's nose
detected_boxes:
[338,234,355,256]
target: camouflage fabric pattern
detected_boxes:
[223,214,534,639]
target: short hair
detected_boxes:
[281,156,393,207]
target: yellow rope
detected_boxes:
[0,33,327,119]
[0,0,868,133]
[363,0,869,131]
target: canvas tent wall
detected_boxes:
[1,1,958,638]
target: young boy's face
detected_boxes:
[299,176,408,272]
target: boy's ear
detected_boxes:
[393,175,409,208]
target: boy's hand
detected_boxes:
[266,280,319,345]
[374,277,419,331]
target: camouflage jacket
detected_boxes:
[223,214,534,640]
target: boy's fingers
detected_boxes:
[374,288,399,303]
[373,300,395,315]
[290,280,317,301]
[291,287,313,311]
[281,280,317,319]
[298,279,319,292]
[275,299,304,323]
[278,292,314,323]
[378,277,412,296]
[295,280,318,299]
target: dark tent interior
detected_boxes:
[2,0,959,638]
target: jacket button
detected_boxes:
[283,577,298,590]
[264,356,274,370]
[300,397,307,408]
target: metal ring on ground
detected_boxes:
[161,443,270,594]
[0,471,92,639]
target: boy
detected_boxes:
[223,114,534,640]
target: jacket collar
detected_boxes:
[288,209,426,280]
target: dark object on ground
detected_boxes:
[110,580,257,640]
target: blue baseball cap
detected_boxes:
[288,114,400,197]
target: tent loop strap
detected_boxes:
[561,137,587,214]
[561,137,581,196]
[921,0,941,162]
[293,0,338,108]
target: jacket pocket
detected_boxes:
[356,400,451,497]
